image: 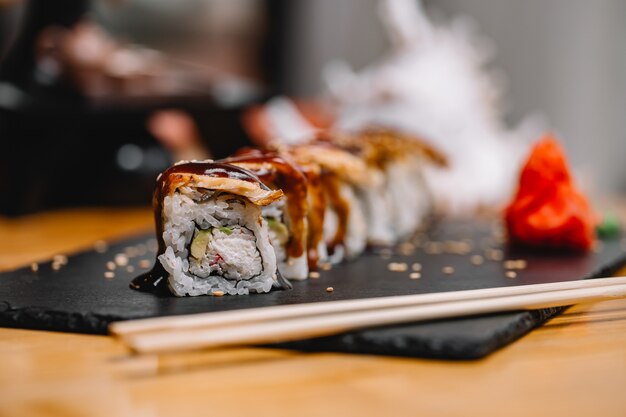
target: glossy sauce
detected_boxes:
[225,153,309,260]
[131,161,272,293]
[234,148,329,269]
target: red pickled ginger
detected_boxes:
[505,135,596,251]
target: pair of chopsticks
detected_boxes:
[110,277,626,354]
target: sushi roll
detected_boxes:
[324,129,446,244]
[296,161,329,269]
[288,142,374,261]
[136,160,288,296]
[226,152,311,280]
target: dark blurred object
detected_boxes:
[0,0,289,215]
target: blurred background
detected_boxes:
[1,0,624,215]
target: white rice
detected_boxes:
[358,183,396,245]
[323,183,368,261]
[158,189,277,296]
[386,159,431,238]
[263,198,309,280]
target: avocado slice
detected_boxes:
[267,218,289,245]
[190,229,211,260]
[217,226,233,235]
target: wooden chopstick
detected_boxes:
[110,276,626,337]
[113,279,626,354]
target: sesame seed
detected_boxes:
[320,262,332,271]
[326,287,334,293]
[139,259,151,269]
[398,242,415,255]
[94,240,108,253]
[212,290,225,297]
[126,266,135,273]
[486,249,504,261]
[124,247,139,258]
[104,272,115,279]
[503,260,517,269]
[387,262,408,272]
[51,263,61,271]
[308,271,321,279]
[53,254,68,265]
[424,241,444,255]
[411,262,422,271]
[470,255,484,265]
[506,271,517,279]
[443,240,472,255]
[442,266,455,275]
[409,272,421,279]
[504,259,528,270]
[106,262,116,271]
[30,263,39,272]
[114,254,129,267]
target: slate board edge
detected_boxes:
[2,246,625,360]
[272,307,565,361]
[2,228,625,361]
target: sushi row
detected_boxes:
[133,130,445,296]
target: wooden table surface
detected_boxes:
[1,208,625,417]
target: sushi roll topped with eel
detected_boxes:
[133,160,289,296]
[133,129,445,297]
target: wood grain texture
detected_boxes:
[1,208,625,417]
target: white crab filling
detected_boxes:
[189,226,262,280]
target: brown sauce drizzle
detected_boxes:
[224,153,309,260]
[233,148,328,269]
[298,163,327,269]
[320,174,350,255]
[131,161,273,293]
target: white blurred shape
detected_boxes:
[261,97,318,145]
[117,144,144,171]
[324,0,542,215]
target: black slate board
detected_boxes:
[1,219,625,360]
